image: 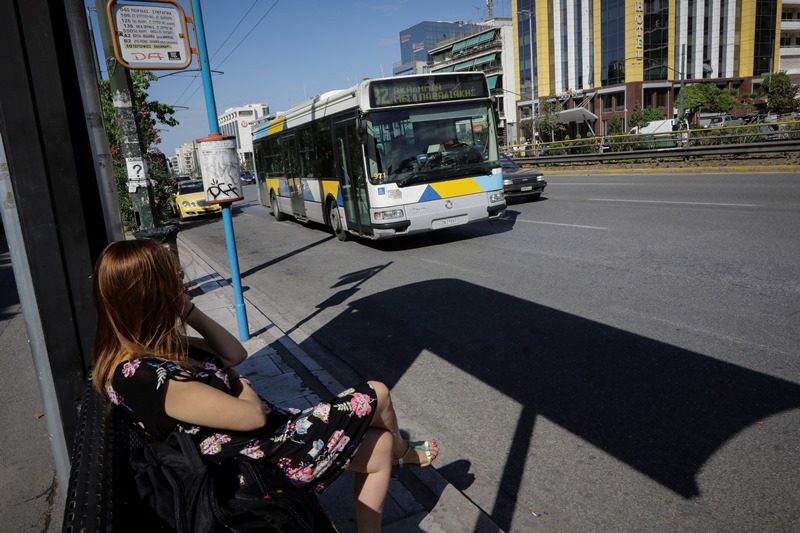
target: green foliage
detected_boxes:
[535,100,566,141]
[629,102,665,131]
[606,115,624,135]
[679,83,737,124]
[757,71,800,115]
[98,71,178,232]
[519,118,533,142]
[711,89,738,113]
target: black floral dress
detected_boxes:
[107,350,376,493]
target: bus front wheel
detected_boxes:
[271,192,287,221]
[328,201,349,241]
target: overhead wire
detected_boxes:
[172,0,281,108]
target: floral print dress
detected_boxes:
[108,350,376,493]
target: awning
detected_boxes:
[452,30,496,53]
[472,53,497,66]
[487,76,498,89]
[558,107,598,124]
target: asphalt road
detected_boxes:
[179,172,800,533]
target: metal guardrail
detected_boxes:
[505,121,800,166]
[512,139,800,165]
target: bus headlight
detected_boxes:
[489,192,504,203]
[374,209,404,221]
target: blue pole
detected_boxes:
[191,0,249,340]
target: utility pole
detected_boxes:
[94,1,156,230]
[678,43,686,128]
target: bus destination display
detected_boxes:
[370,74,489,108]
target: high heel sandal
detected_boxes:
[393,440,437,468]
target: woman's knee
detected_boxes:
[369,380,391,407]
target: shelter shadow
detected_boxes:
[311,279,799,504]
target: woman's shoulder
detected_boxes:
[111,357,190,388]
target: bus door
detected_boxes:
[283,135,306,219]
[333,120,370,235]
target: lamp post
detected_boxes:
[633,45,686,128]
[518,9,535,147]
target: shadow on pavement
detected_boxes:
[305,278,800,531]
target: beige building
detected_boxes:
[781,0,800,84]
[218,103,270,168]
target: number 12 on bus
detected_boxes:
[253,72,506,241]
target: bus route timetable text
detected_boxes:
[114,4,186,64]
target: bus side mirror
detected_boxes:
[356,113,367,144]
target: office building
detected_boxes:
[781,0,800,84]
[218,103,270,168]
[513,0,781,137]
[175,142,197,177]
[394,20,481,75]
[429,18,518,143]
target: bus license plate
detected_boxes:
[433,215,467,229]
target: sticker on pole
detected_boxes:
[107,0,192,70]
[125,157,150,192]
[196,134,243,204]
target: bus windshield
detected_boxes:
[366,101,499,187]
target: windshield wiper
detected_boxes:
[437,162,496,179]
[397,172,428,187]
[397,162,496,187]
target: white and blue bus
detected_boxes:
[253,72,505,241]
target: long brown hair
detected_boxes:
[92,239,188,394]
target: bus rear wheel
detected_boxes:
[328,201,349,241]
[271,192,287,221]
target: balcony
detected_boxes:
[782,20,800,31]
[780,46,800,57]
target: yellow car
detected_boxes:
[170,180,222,221]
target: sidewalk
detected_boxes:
[178,238,500,533]
[1,231,497,531]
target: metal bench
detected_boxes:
[61,379,168,532]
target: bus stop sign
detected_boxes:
[107,0,192,70]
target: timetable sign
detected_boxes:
[108,0,192,70]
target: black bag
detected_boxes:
[129,432,337,533]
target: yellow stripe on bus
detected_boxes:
[267,117,286,136]
[429,178,484,198]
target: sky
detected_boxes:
[89,0,515,155]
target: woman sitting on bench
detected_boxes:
[91,239,439,533]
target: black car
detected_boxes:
[499,154,547,201]
[239,171,255,185]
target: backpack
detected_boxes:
[129,431,337,533]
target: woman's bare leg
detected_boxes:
[368,381,439,465]
[348,427,393,533]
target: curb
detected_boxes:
[177,234,503,533]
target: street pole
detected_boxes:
[528,12,536,149]
[190,0,250,341]
[94,1,156,230]
[678,43,686,128]
[518,9,536,149]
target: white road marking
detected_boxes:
[588,198,761,207]
[504,218,609,230]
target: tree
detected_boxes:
[606,115,624,135]
[757,71,800,115]
[519,118,534,142]
[679,83,737,124]
[98,71,178,232]
[629,101,666,131]
[534,100,566,141]
[710,89,738,114]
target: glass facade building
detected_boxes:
[512,0,781,137]
[394,21,480,75]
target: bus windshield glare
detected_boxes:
[367,101,499,186]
